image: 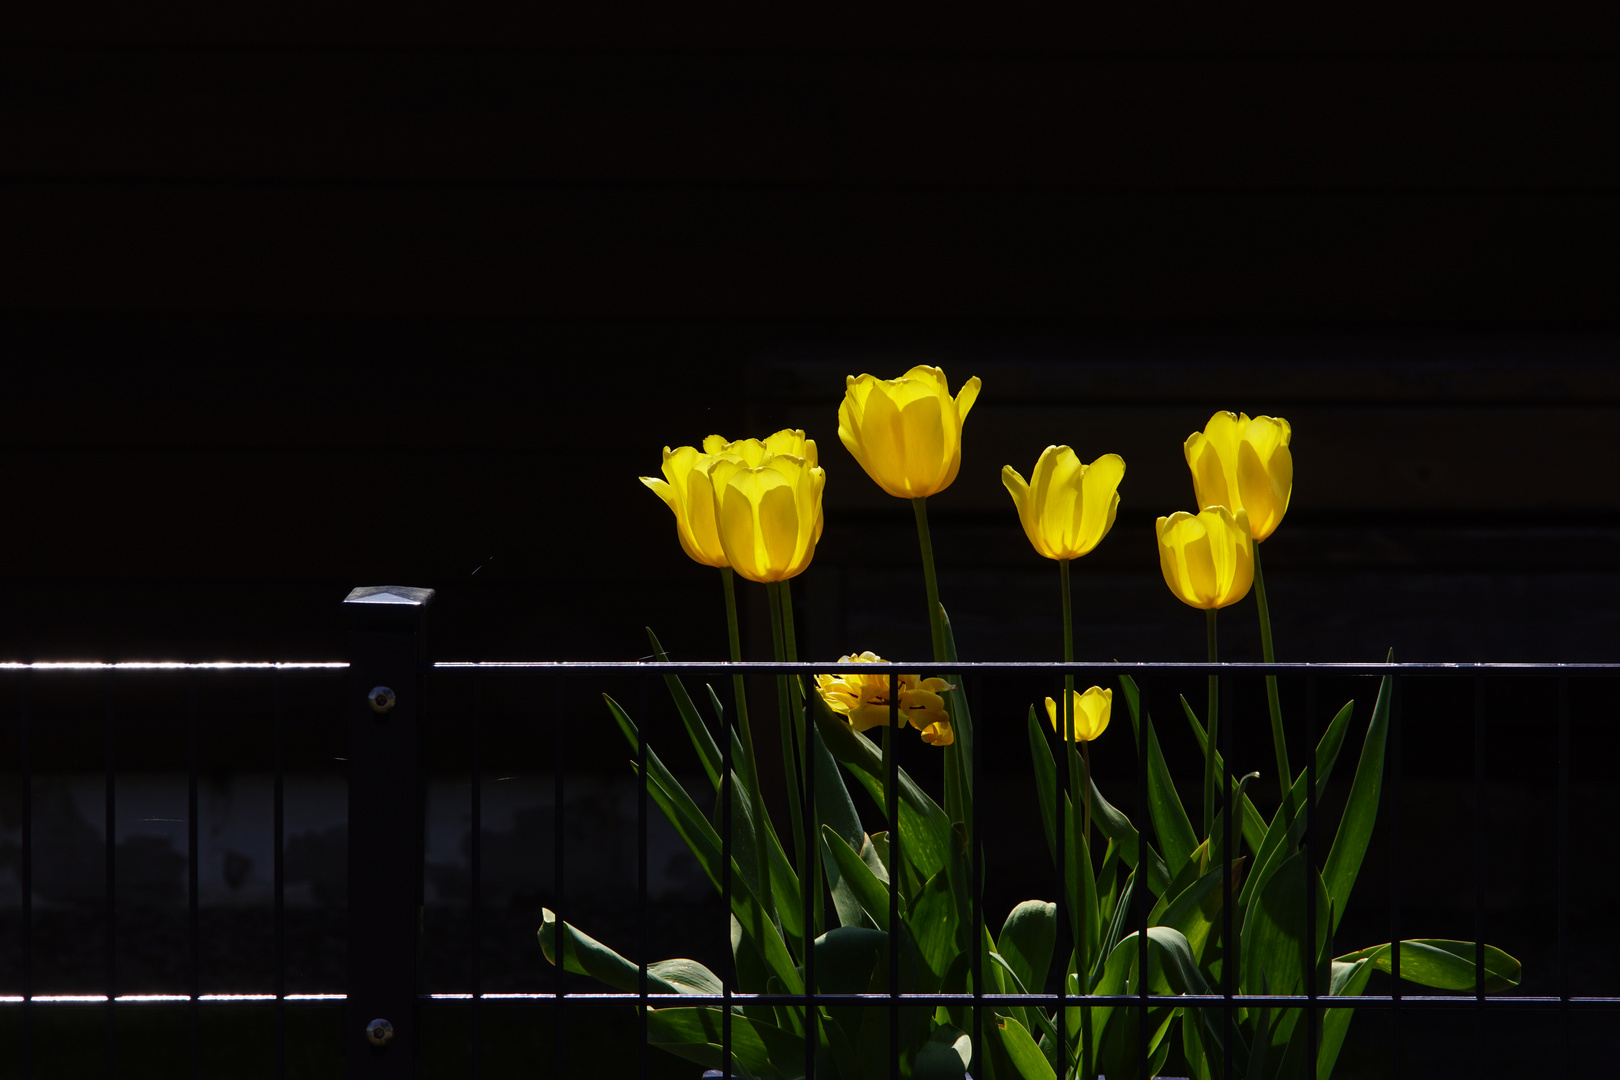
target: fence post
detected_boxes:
[344,586,435,1078]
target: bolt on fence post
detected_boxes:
[344,586,435,1079]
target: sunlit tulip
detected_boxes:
[641,430,820,569]
[1156,507,1254,610]
[1184,412,1292,542]
[1045,686,1111,742]
[709,453,825,583]
[814,652,954,745]
[704,429,819,469]
[837,365,981,499]
[640,444,730,568]
[1002,446,1125,561]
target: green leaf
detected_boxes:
[997,900,1057,1007]
[906,870,958,992]
[812,724,871,930]
[1156,853,1245,963]
[604,696,803,994]
[822,826,895,931]
[1120,674,1199,880]
[994,1015,1056,1080]
[812,693,953,882]
[914,1024,972,1080]
[646,1007,796,1080]
[1240,851,1330,998]
[1334,939,1521,993]
[1181,695,1269,855]
[1322,666,1393,933]
[1027,707,1059,868]
[648,958,725,997]
[1314,958,1374,1079]
[1238,699,1357,912]
[538,908,683,993]
[812,926,890,992]
[646,628,723,790]
[1087,772,1172,895]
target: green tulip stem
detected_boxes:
[1060,559,1086,844]
[912,497,948,664]
[1204,607,1219,839]
[1253,541,1292,806]
[723,567,776,931]
[767,580,807,874]
[778,577,821,938]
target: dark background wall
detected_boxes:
[4,3,1620,664]
[3,4,1619,1076]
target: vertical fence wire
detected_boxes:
[20,673,33,1080]
[803,686,816,1080]
[1052,674,1067,1075]
[1389,674,1403,1079]
[721,673,733,1079]
[187,675,200,1078]
[1220,672,1232,1080]
[971,675,983,1080]
[638,676,649,1079]
[553,677,567,1078]
[887,671,899,1080]
[103,675,116,1080]
[272,671,286,1080]
[1473,674,1486,1074]
[1557,675,1570,1074]
[1136,677,1148,1080]
[470,674,483,1080]
[1305,677,1318,1073]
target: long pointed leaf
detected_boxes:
[1120,674,1198,879]
[1322,668,1393,932]
[822,826,893,931]
[1334,939,1521,992]
[1181,695,1269,856]
[645,628,724,789]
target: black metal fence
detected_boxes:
[1,584,1614,1078]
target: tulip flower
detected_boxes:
[709,453,825,584]
[837,365,981,500]
[1184,412,1292,543]
[1002,447,1125,561]
[814,652,954,745]
[1156,507,1255,611]
[1045,687,1111,743]
[704,429,819,469]
[639,444,730,568]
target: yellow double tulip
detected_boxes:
[641,429,824,580]
[1002,446,1125,561]
[1184,412,1292,542]
[814,652,954,746]
[709,453,825,583]
[1045,686,1111,742]
[1155,507,1255,610]
[838,365,981,499]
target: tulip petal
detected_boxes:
[853,379,908,497]
[955,375,982,422]
[1074,453,1125,557]
[898,394,948,496]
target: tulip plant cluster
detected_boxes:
[537,367,1519,1080]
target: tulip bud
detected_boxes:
[1002,446,1125,561]
[1184,412,1292,542]
[1045,687,1111,742]
[1155,507,1255,610]
[709,453,825,583]
[837,365,981,499]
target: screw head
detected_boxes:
[366,1018,394,1046]
[369,686,396,715]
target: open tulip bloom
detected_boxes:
[552,399,1520,1080]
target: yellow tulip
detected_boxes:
[640,444,730,568]
[703,429,819,469]
[837,365,982,499]
[1045,686,1111,742]
[1184,412,1292,542]
[1002,446,1125,561]
[814,652,954,745]
[1155,507,1254,610]
[709,453,825,583]
[640,430,819,569]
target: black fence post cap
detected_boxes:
[343,586,436,607]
